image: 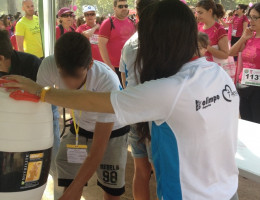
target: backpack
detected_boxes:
[109,16,136,31]
[58,24,75,35]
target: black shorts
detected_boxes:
[115,67,122,85]
[231,36,240,46]
[231,37,240,61]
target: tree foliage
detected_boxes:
[73,0,135,17]
[187,0,258,10]
[57,0,73,10]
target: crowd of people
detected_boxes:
[0,0,260,200]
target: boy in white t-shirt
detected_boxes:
[37,32,129,200]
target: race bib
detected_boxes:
[90,34,98,45]
[66,144,88,164]
[241,68,260,86]
[232,29,237,37]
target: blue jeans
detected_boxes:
[50,105,62,200]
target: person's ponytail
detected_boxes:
[238,4,248,13]
[215,3,225,19]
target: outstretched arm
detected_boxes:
[2,74,177,126]
[1,75,114,113]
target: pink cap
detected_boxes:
[58,7,74,17]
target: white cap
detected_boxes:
[83,5,96,13]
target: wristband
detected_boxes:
[40,86,51,102]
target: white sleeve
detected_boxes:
[95,71,122,123]
[36,56,58,87]
[119,51,126,73]
[110,77,185,126]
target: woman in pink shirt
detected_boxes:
[219,11,234,41]
[230,4,249,47]
[76,5,103,62]
[56,8,75,40]
[230,4,249,61]
[196,0,229,62]
[230,3,260,124]
[3,15,13,38]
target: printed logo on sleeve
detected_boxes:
[196,95,220,111]
[195,84,238,111]
[222,85,238,102]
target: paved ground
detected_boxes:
[42,110,260,200]
[42,149,260,200]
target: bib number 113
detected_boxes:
[241,68,260,87]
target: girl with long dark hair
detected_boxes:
[2,0,239,199]
[120,0,158,199]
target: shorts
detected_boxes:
[128,125,152,163]
[55,130,128,196]
[115,67,122,85]
[231,36,240,46]
[231,37,240,61]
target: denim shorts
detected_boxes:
[128,125,152,163]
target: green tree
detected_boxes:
[75,0,135,17]
[186,0,258,9]
[57,0,73,10]
[7,0,17,15]
[75,0,98,16]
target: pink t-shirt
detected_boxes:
[10,35,18,50]
[198,22,227,61]
[72,22,77,31]
[56,25,74,40]
[5,26,13,37]
[239,35,260,81]
[227,23,233,41]
[99,16,136,67]
[232,15,249,38]
[76,24,103,62]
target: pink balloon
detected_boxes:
[73,5,77,11]
[249,2,253,7]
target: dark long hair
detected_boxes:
[135,0,199,142]
[136,0,158,16]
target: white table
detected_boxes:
[236,119,260,183]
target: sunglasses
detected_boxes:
[61,14,72,18]
[84,13,96,17]
[7,17,10,19]
[248,15,260,21]
[117,4,128,9]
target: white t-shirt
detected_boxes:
[111,57,239,200]
[119,32,139,87]
[37,55,124,132]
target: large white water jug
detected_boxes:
[0,88,53,200]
